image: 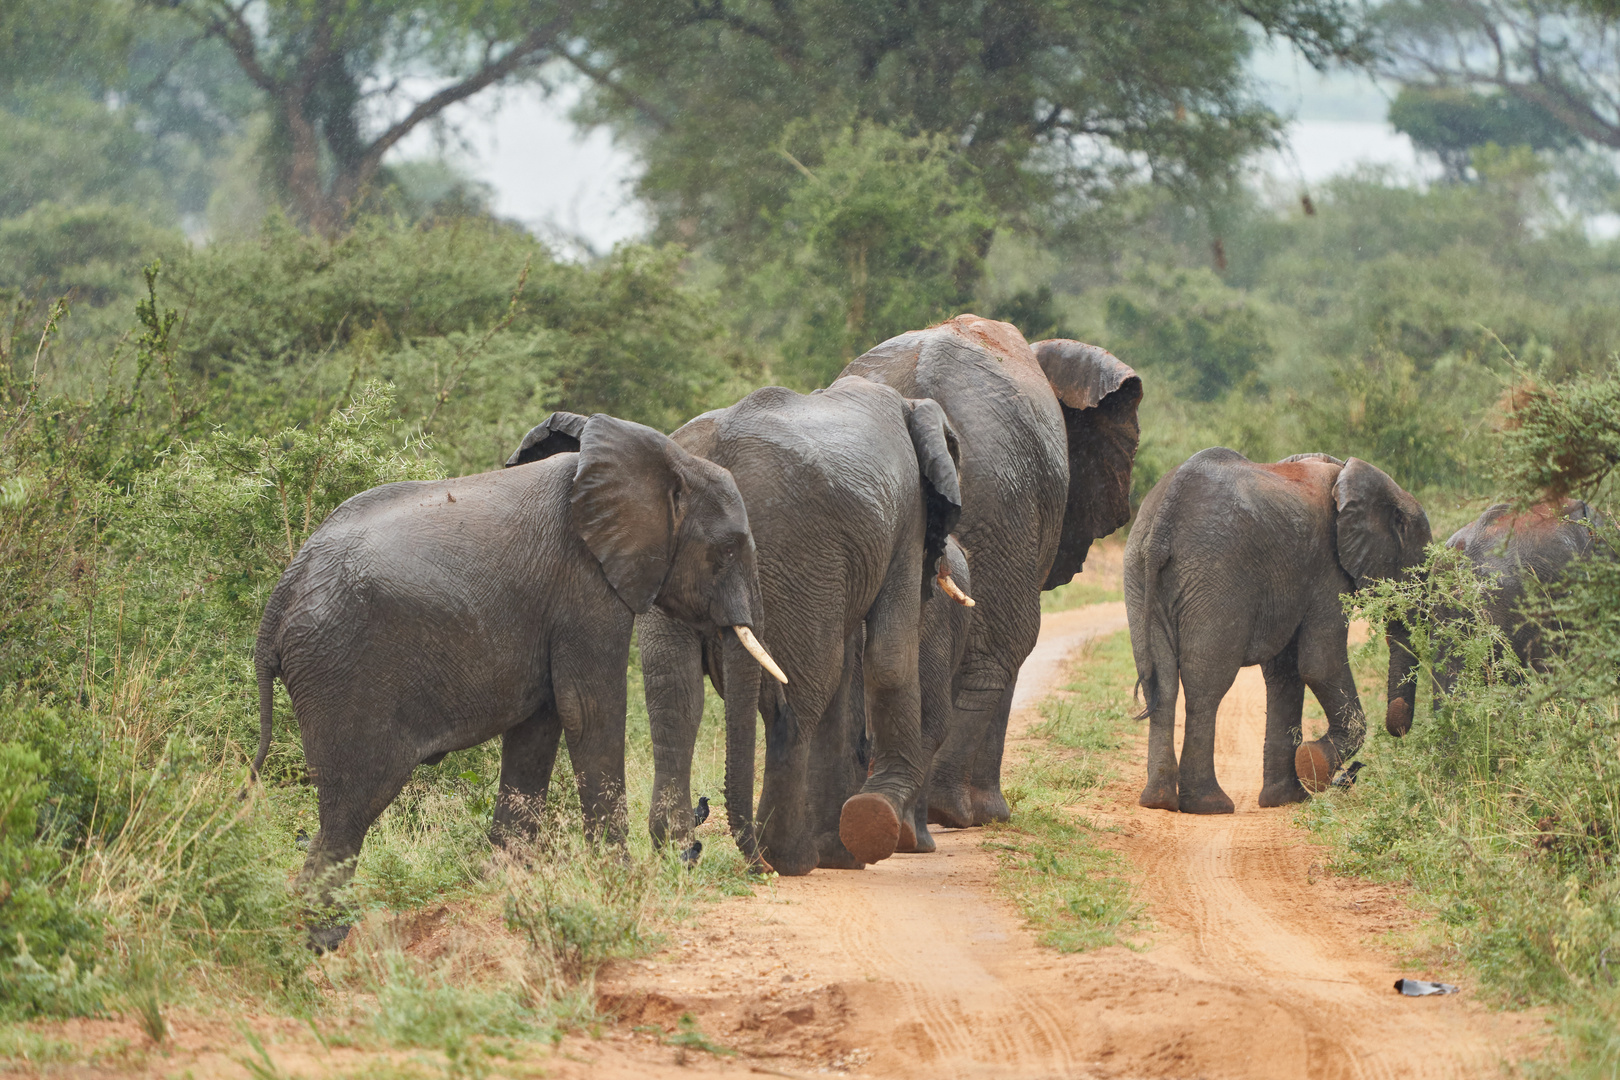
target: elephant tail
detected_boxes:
[1131,525,1176,722]
[247,617,283,795]
[252,658,275,780]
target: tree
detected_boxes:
[1390,85,1581,179]
[156,0,581,234]
[567,0,1370,252]
[750,122,996,384]
[1377,1,1620,153]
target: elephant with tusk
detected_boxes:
[509,377,965,876]
[253,413,776,949]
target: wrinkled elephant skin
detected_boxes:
[1125,449,1430,813]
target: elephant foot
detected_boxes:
[1179,788,1235,815]
[1258,778,1310,808]
[927,787,975,830]
[1295,740,1339,793]
[896,807,935,853]
[839,793,900,865]
[1138,781,1179,812]
[897,817,918,852]
[1385,698,1413,737]
[308,923,351,954]
[968,785,1011,825]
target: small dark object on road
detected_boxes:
[693,795,710,827]
[1395,978,1458,996]
[1332,761,1366,789]
[680,840,703,867]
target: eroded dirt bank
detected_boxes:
[580,603,1546,1080]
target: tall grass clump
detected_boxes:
[1304,360,1620,1075]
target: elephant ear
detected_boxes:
[1333,458,1432,589]
[905,397,964,600]
[570,414,686,613]
[506,411,589,467]
[1034,340,1143,590]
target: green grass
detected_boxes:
[982,629,1142,952]
[1039,578,1124,612]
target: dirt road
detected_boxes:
[587,603,1547,1079]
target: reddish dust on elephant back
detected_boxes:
[933,312,1038,365]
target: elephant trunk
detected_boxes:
[1385,619,1419,737]
[722,628,764,866]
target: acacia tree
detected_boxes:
[565,0,1372,251]
[1377,1,1620,151]
[156,0,580,234]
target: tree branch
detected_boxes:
[359,13,575,174]
[560,48,672,131]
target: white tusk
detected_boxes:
[734,625,788,684]
[938,570,976,607]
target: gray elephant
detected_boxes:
[540,377,964,877]
[254,414,780,945]
[1439,498,1603,685]
[843,316,1141,829]
[1125,449,1431,813]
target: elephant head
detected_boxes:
[1033,340,1143,589]
[509,411,784,673]
[1329,457,1432,738]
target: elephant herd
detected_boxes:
[250,311,1603,947]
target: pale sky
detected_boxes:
[391,43,1428,253]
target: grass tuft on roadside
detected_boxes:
[984,629,1142,952]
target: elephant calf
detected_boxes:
[1439,498,1603,686]
[253,414,780,947]
[1125,449,1431,813]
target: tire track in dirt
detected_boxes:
[586,600,1548,1079]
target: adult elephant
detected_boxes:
[1125,449,1431,813]
[510,377,965,876]
[1439,498,1603,685]
[255,414,781,947]
[842,316,1141,828]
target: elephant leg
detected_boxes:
[1138,671,1181,812]
[1177,663,1237,815]
[554,655,630,846]
[492,704,564,847]
[1258,641,1309,808]
[1296,645,1367,794]
[843,573,927,865]
[298,750,416,951]
[965,680,1015,825]
[811,629,868,869]
[639,612,705,847]
[927,681,1000,829]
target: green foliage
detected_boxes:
[1301,359,1620,1074]
[577,0,1367,253]
[750,123,996,385]
[0,740,106,1018]
[1390,86,1579,181]
[1497,359,1620,504]
[1101,265,1273,401]
[153,218,742,467]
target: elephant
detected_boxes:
[842,316,1141,829]
[253,413,780,947]
[1438,498,1603,685]
[518,377,964,877]
[1124,449,1432,813]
